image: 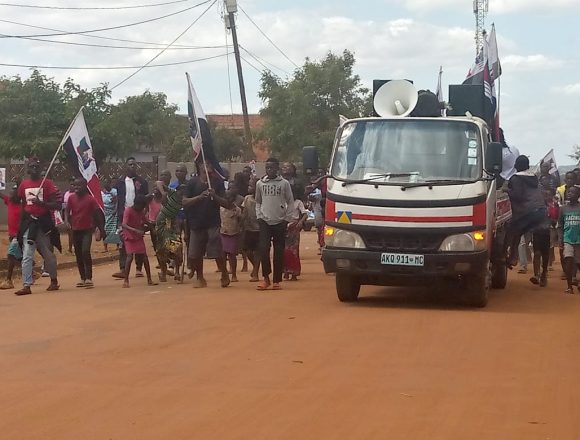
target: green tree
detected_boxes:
[258,50,370,164]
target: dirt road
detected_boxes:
[1,232,579,439]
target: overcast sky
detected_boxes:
[1,0,578,164]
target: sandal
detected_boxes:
[272,283,282,290]
[257,280,271,291]
[529,276,539,285]
[76,281,86,288]
[565,288,574,295]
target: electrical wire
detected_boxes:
[0,0,193,10]
[110,0,217,90]
[239,44,289,76]
[0,53,230,70]
[240,55,264,75]
[0,18,212,47]
[0,0,212,38]
[238,4,298,69]
[1,34,227,51]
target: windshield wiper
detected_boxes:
[341,173,417,187]
[400,179,477,190]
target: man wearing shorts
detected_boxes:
[183,160,230,288]
[559,186,580,294]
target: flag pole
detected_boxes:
[39,106,84,189]
[199,142,213,191]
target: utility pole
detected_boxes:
[224,0,252,151]
[473,0,489,57]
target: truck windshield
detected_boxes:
[331,119,482,183]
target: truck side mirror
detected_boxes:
[485,142,503,175]
[303,146,319,176]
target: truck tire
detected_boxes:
[465,273,489,308]
[491,260,508,289]
[336,274,360,302]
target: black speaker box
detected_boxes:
[448,84,485,119]
[302,146,319,176]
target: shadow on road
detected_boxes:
[351,281,572,314]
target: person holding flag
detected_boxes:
[15,158,61,296]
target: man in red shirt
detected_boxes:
[0,182,23,289]
[15,158,61,296]
[65,178,105,289]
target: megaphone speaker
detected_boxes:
[373,80,418,117]
[302,146,319,176]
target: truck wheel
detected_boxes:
[336,274,360,302]
[491,260,508,289]
[465,273,489,308]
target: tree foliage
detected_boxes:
[258,50,371,163]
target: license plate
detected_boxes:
[381,253,424,267]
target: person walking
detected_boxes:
[112,157,149,279]
[241,177,261,282]
[15,157,61,296]
[121,195,157,288]
[283,185,308,281]
[220,190,243,283]
[559,186,580,294]
[0,182,23,290]
[65,177,105,289]
[256,157,294,291]
[182,160,230,288]
[505,155,548,268]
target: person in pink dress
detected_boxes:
[121,194,157,288]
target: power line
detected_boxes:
[0,18,212,48]
[0,0,212,38]
[238,4,298,69]
[0,0,193,10]
[1,33,227,51]
[240,55,264,75]
[111,0,217,90]
[0,53,230,70]
[239,44,290,75]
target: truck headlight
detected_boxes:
[325,226,366,249]
[439,231,486,252]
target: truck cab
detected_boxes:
[322,116,509,307]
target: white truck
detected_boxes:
[321,113,511,307]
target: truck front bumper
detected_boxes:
[322,248,489,286]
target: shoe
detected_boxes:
[112,272,125,279]
[257,279,271,291]
[530,276,539,285]
[41,272,50,278]
[272,283,282,290]
[46,281,60,292]
[192,278,207,288]
[84,280,94,289]
[0,279,14,290]
[135,270,144,278]
[15,286,32,296]
[221,273,231,288]
[565,288,574,295]
[540,273,548,288]
[76,280,86,288]
[166,268,175,277]
[517,268,527,274]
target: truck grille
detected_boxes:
[361,231,446,253]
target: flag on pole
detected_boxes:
[487,24,502,81]
[534,149,560,186]
[62,108,103,209]
[436,66,445,116]
[186,72,225,178]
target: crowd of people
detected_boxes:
[0,156,328,295]
[505,155,580,294]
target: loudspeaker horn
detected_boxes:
[373,80,418,117]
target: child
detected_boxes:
[65,177,105,289]
[559,186,580,294]
[101,179,119,253]
[284,186,308,281]
[0,182,23,290]
[62,177,76,254]
[241,177,260,282]
[308,183,325,255]
[121,194,157,288]
[220,190,243,283]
